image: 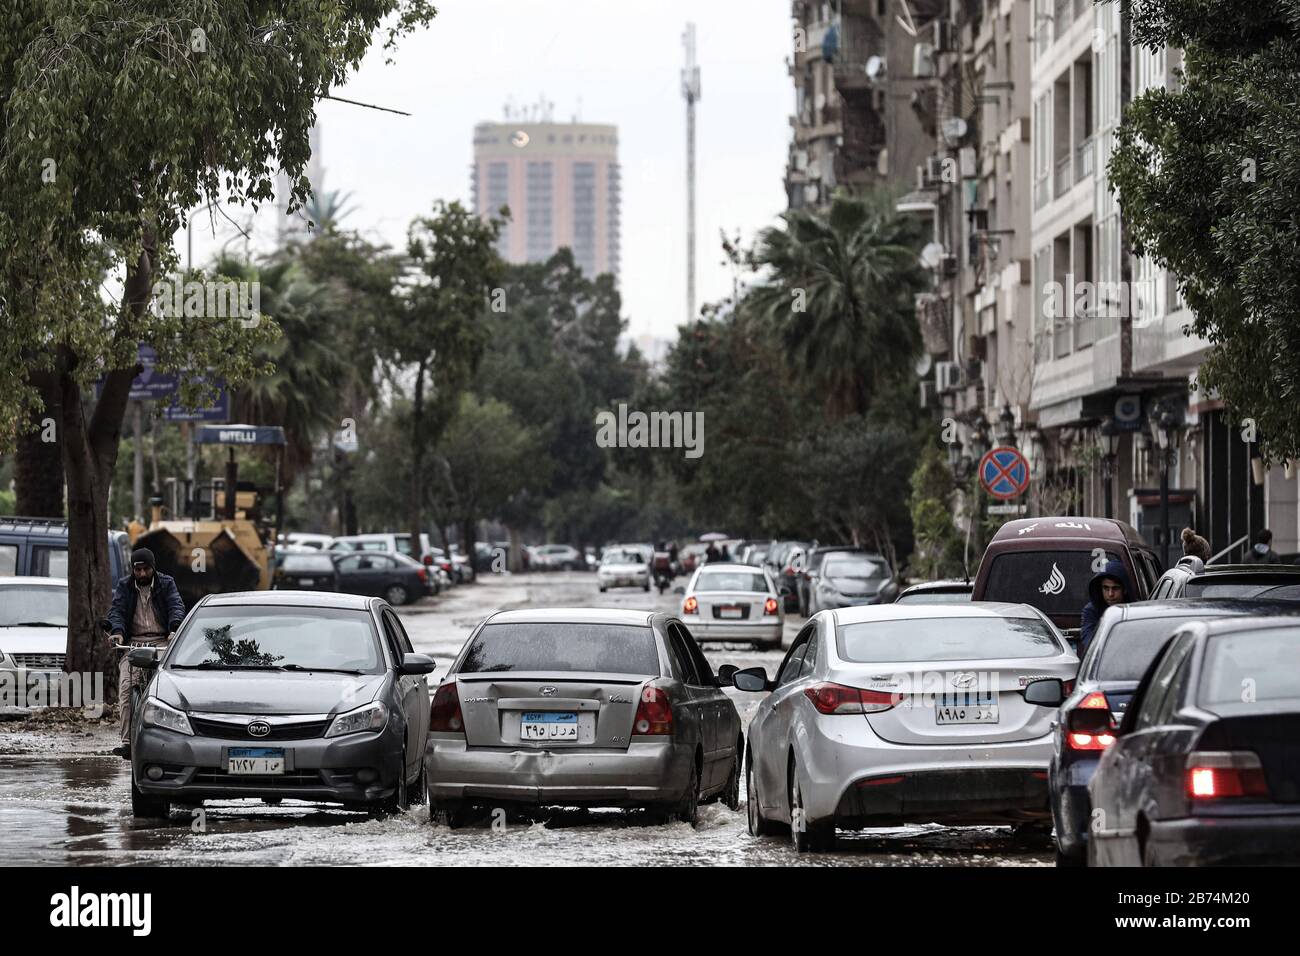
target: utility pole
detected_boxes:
[682,23,701,323]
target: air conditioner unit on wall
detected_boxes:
[934,361,960,391]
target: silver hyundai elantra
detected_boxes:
[733,602,1078,851]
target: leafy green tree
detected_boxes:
[748,191,927,418]
[907,443,965,580]
[1110,0,1300,460]
[0,1,434,674]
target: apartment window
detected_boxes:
[572,162,597,278]
[608,162,621,279]
[486,161,510,255]
[1034,247,1053,361]
[1033,93,1051,209]
[525,161,553,263]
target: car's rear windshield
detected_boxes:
[603,550,645,564]
[170,606,383,673]
[694,571,767,593]
[837,616,1062,663]
[281,554,336,572]
[823,556,882,578]
[1185,579,1300,600]
[0,584,67,627]
[1201,629,1300,705]
[1091,616,1206,681]
[981,550,1120,616]
[459,623,659,675]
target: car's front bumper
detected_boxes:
[599,574,648,589]
[425,736,693,808]
[1146,812,1300,866]
[683,619,782,643]
[132,724,403,806]
[796,717,1053,825]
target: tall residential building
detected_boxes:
[471,120,621,281]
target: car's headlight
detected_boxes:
[325,701,388,738]
[141,697,194,736]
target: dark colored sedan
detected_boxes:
[1151,561,1300,601]
[1047,598,1300,865]
[333,551,433,606]
[273,552,338,592]
[128,591,434,819]
[1086,616,1300,866]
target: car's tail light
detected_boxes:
[1186,751,1269,800]
[416,567,428,583]
[429,681,464,735]
[632,686,673,735]
[1065,691,1115,750]
[440,561,453,572]
[683,596,698,615]
[763,597,779,615]
[804,682,896,715]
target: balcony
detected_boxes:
[1034,175,1051,210]
[1075,135,1095,182]
[1054,0,1073,40]
[1054,154,1072,197]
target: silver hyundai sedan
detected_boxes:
[733,602,1078,851]
[424,608,743,827]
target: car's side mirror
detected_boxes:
[732,666,771,693]
[716,664,739,686]
[128,647,161,670]
[400,653,436,675]
[1023,678,1065,707]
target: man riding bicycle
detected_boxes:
[107,548,186,758]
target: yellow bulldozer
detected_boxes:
[129,424,286,607]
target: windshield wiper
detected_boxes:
[171,662,286,670]
[2,621,65,628]
[281,664,365,675]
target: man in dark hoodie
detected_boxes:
[1078,559,1132,657]
[107,547,187,757]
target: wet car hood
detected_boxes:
[0,625,68,656]
[601,562,646,574]
[153,668,388,716]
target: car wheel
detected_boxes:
[599,586,607,593]
[384,584,410,606]
[130,775,171,820]
[789,761,834,852]
[675,758,700,827]
[431,801,474,829]
[379,746,411,814]
[722,742,742,812]
[747,756,781,837]
[643,582,651,592]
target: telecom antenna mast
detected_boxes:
[682,23,701,323]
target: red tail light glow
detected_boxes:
[422,554,434,566]
[683,596,698,615]
[1067,732,1116,751]
[417,567,428,583]
[429,681,464,735]
[804,682,896,715]
[1186,752,1269,800]
[763,597,779,615]
[632,686,673,735]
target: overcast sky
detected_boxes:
[307,0,792,341]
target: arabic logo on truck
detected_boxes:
[1038,563,1066,596]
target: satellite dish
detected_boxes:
[940,117,968,146]
[914,352,933,377]
[920,241,946,269]
[865,56,886,81]
[511,130,530,148]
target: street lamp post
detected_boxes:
[1099,415,1120,520]
[996,404,1017,448]
[1150,400,1182,566]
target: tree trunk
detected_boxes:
[62,233,154,680]
[14,369,65,517]
[460,516,476,576]
[508,525,522,573]
[408,360,426,559]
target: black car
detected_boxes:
[273,552,339,592]
[1046,598,1300,866]
[128,591,434,819]
[1085,615,1300,865]
[333,551,433,606]
[1150,559,1300,601]
[768,540,810,611]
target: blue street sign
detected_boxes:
[194,424,286,446]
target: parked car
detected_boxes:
[333,551,433,606]
[732,602,1076,851]
[272,552,339,593]
[972,517,1161,637]
[1086,616,1300,865]
[1047,598,1300,866]
[803,550,890,615]
[1150,559,1300,601]
[0,576,68,685]
[895,580,973,605]
[0,517,132,587]
[532,544,584,571]
[598,547,651,592]
[424,607,743,827]
[681,564,783,649]
[128,590,435,819]
[279,532,332,551]
[770,540,811,611]
[793,546,860,616]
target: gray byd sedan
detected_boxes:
[424,607,743,827]
[129,591,434,819]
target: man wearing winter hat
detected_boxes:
[106,548,186,757]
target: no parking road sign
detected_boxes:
[979,446,1030,501]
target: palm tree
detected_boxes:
[749,190,926,418]
[301,188,356,237]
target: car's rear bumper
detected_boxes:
[684,620,782,643]
[1146,813,1300,866]
[132,725,402,806]
[425,736,693,807]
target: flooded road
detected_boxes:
[0,574,1052,866]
